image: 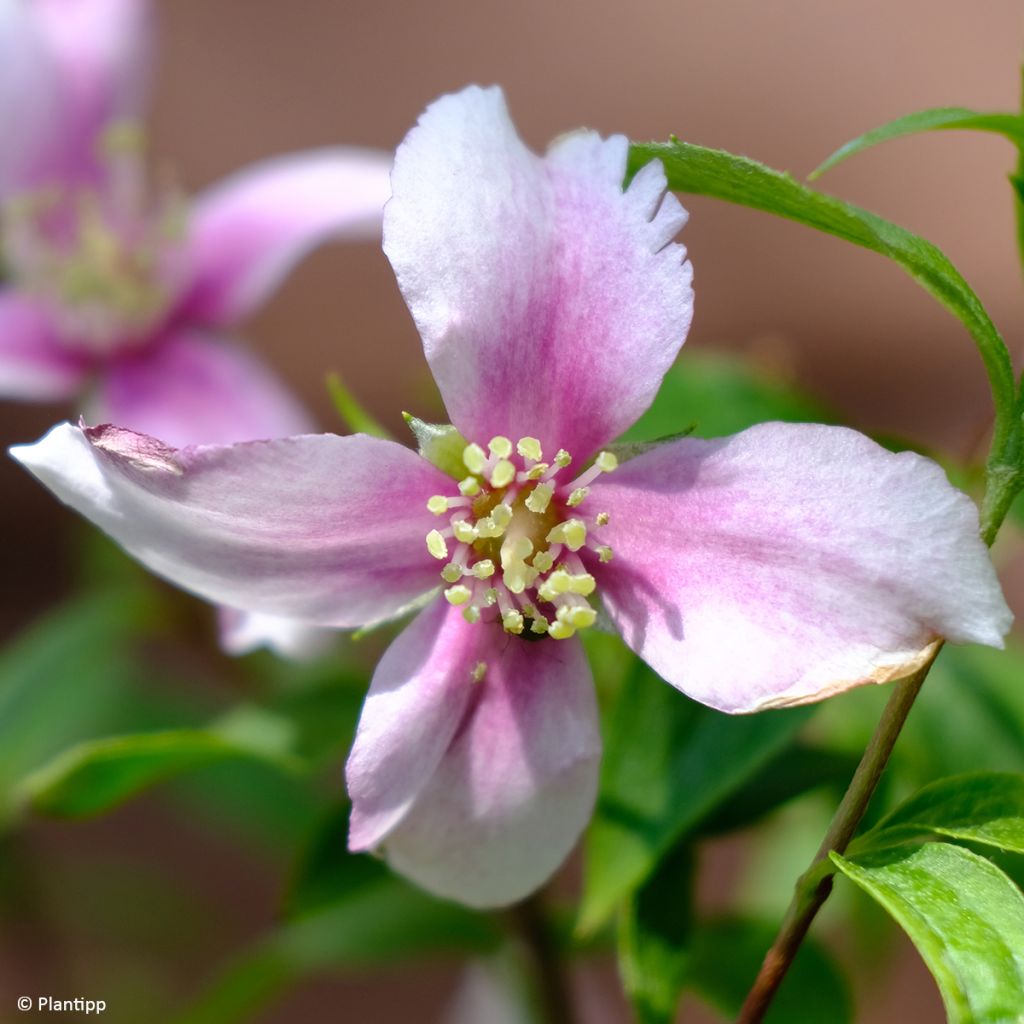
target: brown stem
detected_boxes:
[736,649,938,1024]
[511,892,577,1024]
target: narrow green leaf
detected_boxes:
[619,842,695,1024]
[810,108,1024,179]
[853,772,1024,858]
[579,661,810,933]
[326,370,391,438]
[16,708,303,819]
[627,139,1017,451]
[833,843,1024,1024]
[688,917,851,1023]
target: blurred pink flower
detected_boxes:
[11,86,1011,906]
[2,0,391,657]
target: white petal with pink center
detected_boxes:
[384,85,693,462]
[590,423,1012,713]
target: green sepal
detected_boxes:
[402,412,469,479]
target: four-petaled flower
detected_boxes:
[1,0,393,657]
[12,86,1011,907]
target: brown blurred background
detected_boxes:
[4,0,1024,1020]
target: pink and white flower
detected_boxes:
[11,86,1011,906]
[2,0,391,657]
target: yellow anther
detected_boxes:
[596,451,618,472]
[559,604,597,629]
[530,616,550,635]
[463,606,481,624]
[517,436,543,462]
[567,487,589,507]
[484,588,499,606]
[453,520,477,544]
[490,459,515,488]
[444,584,472,605]
[463,443,487,474]
[427,495,449,515]
[525,462,549,480]
[569,573,596,596]
[488,436,513,458]
[472,559,495,579]
[525,482,553,514]
[458,476,481,497]
[502,610,524,634]
[554,449,572,468]
[532,550,554,573]
[548,620,576,640]
[547,519,587,551]
[426,529,448,560]
[548,569,572,594]
[471,660,487,682]
[476,517,500,538]
[441,563,463,583]
[598,545,614,563]
[595,511,610,526]
[491,504,513,529]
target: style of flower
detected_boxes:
[12,86,1011,907]
[1,0,391,657]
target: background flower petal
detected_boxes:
[0,0,62,196]
[29,0,153,182]
[384,84,693,460]
[0,292,88,400]
[11,423,448,628]
[177,148,393,327]
[93,331,313,447]
[591,423,1012,713]
[366,610,601,908]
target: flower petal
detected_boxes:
[94,331,313,447]
[0,291,88,400]
[0,1,62,196]
[590,423,1012,714]
[217,607,335,661]
[384,85,692,460]
[349,599,601,907]
[178,148,393,327]
[29,0,153,182]
[11,423,449,628]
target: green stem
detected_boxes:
[736,653,935,1023]
[511,892,577,1024]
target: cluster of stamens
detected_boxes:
[0,124,186,351]
[425,435,617,641]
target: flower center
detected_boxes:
[0,124,186,354]
[424,435,616,640]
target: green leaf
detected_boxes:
[696,743,858,837]
[618,842,695,1024]
[688,917,851,1023]
[624,351,826,444]
[809,108,1024,179]
[832,842,1024,1024]
[579,661,810,933]
[326,370,390,438]
[16,706,303,819]
[402,411,469,479]
[627,139,1017,453]
[853,772,1024,858]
